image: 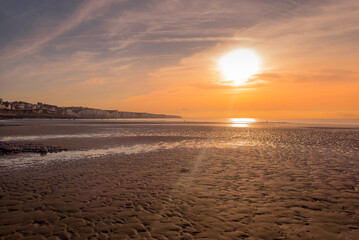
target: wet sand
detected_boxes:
[0,124,359,239]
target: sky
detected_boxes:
[1,0,358,118]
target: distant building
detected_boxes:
[18,102,25,110]
[24,103,34,110]
[0,102,12,110]
[65,109,75,116]
[36,102,43,110]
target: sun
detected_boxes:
[218,48,261,86]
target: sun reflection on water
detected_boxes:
[230,118,256,127]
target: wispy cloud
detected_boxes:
[1,0,115,61]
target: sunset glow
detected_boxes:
[218,49,261,86]
[230,118,256,124]
[230,118,256,127]
[0,1,358,119]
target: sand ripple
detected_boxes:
[0,125,358,239]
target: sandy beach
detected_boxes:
[0,121,359,239]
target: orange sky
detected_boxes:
[1,1,358,118]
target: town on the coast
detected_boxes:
[0,98,180,119]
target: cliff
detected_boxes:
[60,108,180,119]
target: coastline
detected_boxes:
[0,114,181,120]
[0,100,181,119]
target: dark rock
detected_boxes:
[39,147,48,153]
[180,168,190,173]
[0,145,19,153]
[0,142,66,155]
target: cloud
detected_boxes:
[79,78,106,86]
[1,0,358,118]
[238,0,359,53]
[0,0,115,61]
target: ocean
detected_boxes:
[0,118,358,169]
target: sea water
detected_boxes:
[0,118,358,169]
